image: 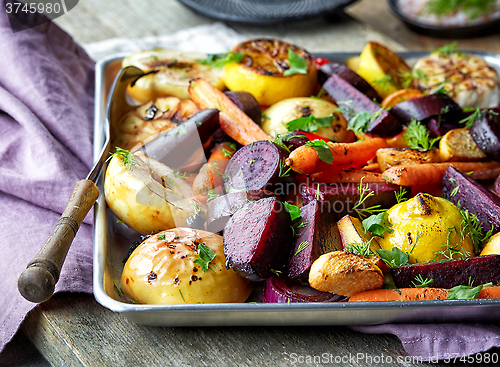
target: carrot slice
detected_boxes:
[382,161,500,186]
[287,137,388,174]
[349,286,500,302]
[311,169,386,183]
[188,78,271,145]
[380,89,423,108]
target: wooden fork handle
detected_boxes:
[18,179,99,303]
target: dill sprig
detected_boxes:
[107,147,139,170]
[404,118,441,151]
[353,179,385,220]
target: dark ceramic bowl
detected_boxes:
[388,0,500,38]
[177,0,360,25]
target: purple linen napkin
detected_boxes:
[0,9,94,353]
[351,323,500,362]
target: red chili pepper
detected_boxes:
[295,130,332,143]
[314,57,331,68]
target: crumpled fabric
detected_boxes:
[2,7,500,362]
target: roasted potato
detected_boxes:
[439,128,487,162]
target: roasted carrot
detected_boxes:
[192,142,235,202]
[383,161,500,186]
[310,169,386,184]
[349,286,500,302]
[349,288,450,302]
[286,137,388,174]
[380,89,423,108]
[188,78,271,145]
[360,162,381,172]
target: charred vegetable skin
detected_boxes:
[223,140,292,194]
[223,197,294,281]
[443,166,500,235]
[390,94,461,125]
[318,62,381,102]
[391,255,500,289]
[322,74,401,136]
[262,276,346,303]
[286,200,343,284]
[469,107,500,162]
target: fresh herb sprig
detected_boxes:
[424,1,496,22]
[447,281,493,300]
[399,68,428,89]
[286,113,337,133]
[294,241,310,256]
[304,140,333,164]
[189,243,216,272]
[459,207,494,253]
[404,118,441,151]
[412,274,434,288]
[362,212,393,238]
[199,52,245,68]
[107,147,139,170]
[375,247,409,267]
[345,239,374,258]
[353,180,385,220]
[284,49,308,76]
[431,40,462,56]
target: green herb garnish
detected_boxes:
[399,68,428,89]
[353,179,385,220]
[395,187,408,204]
[199,52,245,68]
[206,188,219,203]
[189,243,216,272]
[447,282,492,300]
[404,118,441,151]
[431,40,462,56]
[284,49,308,76]
[425,1,496,21]
[279,158,293,177]
[157,232,166,240]
[345,239,374,258]
[375,247,409,267]
[286,113,336,133]
[412,274,434,288]
[294,241,310,256]
[459,207,494,253]
[373,75,396,92]
[362,212,393,238]
[107,147,139,170]
[304,139,333,164]
[270,268,283,276]
[431,83,449,95]
[284,202,302,221]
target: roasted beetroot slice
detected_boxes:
[223,197,293,281]
[426,111,472,138]
[301,182,407,223]
[224,91,262,124]
[469,107,500,162]
[286,200,343,284]
[318,62,381,102]
[223,141,291,194]
[206,190,277,233]
[443,166,500,235]
[390,94,461,125]
[392,255,500,289]
[262,276,346,303]
[281,131,310,151]
[495,175,500,195]
[322,74,400,136]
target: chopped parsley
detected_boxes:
[199,52,245,68]
[375,247,409,267]
[304,139,333,164]
[284,49,308,76]
[286,113,336,133]
[284,202,302,221]
[362,212,393,238]
[189,243,216,272]
[447,282,493,300]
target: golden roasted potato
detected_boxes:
[121,228,252,304]
[104,151,197,235]
[480,232,500,256]
[308,251,384,297]
[439,128,487,162]
[376,148,441,171]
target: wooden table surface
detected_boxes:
[6,0,500,366]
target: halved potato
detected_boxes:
[439,128,487,162]
[121,228,252,304]
[308,251,384,297]
[104,151,196,235]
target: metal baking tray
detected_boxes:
[93,50,500,326]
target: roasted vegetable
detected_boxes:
[224,91,262,124]
[309,251,384,297]
[391,255,500,289]
[121,228,252,304]
[222,39,317,106]
[468,107,500,162]
[223,197,294,281]
[122,49,225,103]
[376,148,441,171]
[286,200,343,284]
[261,97,353,142]
[439,128,487,161]
[413,51,499,108]
[390,94,461,125]
[322,74,401,136]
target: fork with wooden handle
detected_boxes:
[17,66,145,303]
